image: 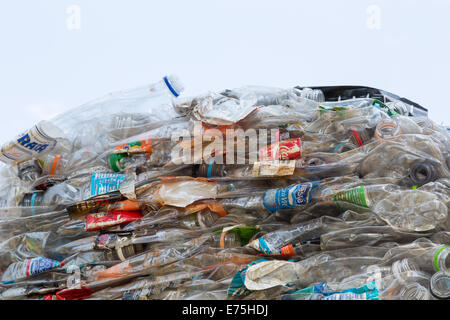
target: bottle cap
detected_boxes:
[163,74,185,97]
[109,153,127,173]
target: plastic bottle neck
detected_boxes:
[163,75,185,98]
[434,246,450,272]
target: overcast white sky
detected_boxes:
[0,0,449,144]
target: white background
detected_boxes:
[0,0,449,144]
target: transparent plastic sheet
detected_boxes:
[0,78,449,300]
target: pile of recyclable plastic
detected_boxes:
[0,75,449,300]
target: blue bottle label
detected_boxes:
[284,281,379,300]
[27,257,61,277]
[90,173,127,197]
[256,238,273,255]
[263,182,318,212]
[323,281,379,300]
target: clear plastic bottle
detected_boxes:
[7,75,184,175]
[358,134,447,184]
[320,225,426,250]
[20,171,129,208]
[373,189,448,232]
[180,210,221,229]
[1,257,62,283]
[219,182,320,215]
[296,88,325,102]
[34,137,177,181]
[247,217,340,255]
[220,86,294,106]
[388,245,450,275]
[50,75,184,146]
[386,100,411,116]
[330,184,402,208]
[0,121,66,165]
[211,232,241,249]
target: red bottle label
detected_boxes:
[86,210,143,231]
[260,138,302,161]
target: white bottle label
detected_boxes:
[0,124,58,164]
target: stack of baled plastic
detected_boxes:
[0,76,449,300]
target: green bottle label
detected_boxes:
[372,99,399,117]
[333,185,369,208]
